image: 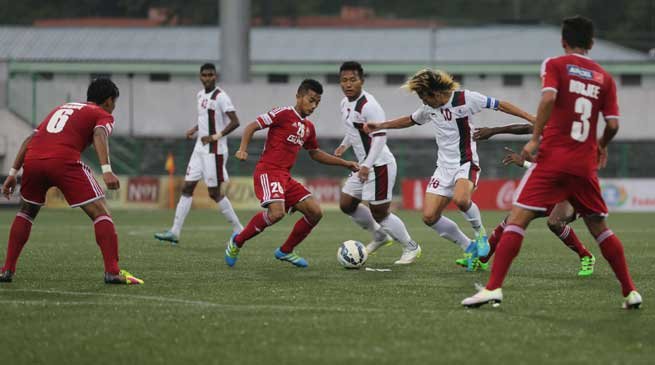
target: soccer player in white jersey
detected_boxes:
[334,61,421,264]
[155,63,243,244]
[365,69,535,270]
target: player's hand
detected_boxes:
[345,161,360,172]
[363,123,379,134]
[185,128,197,139]
[2,176,17,200]
[357,165,370,183]
[235,150,248,161]
[521,138,539,162]
[502,147,525,167]
[200,135,212,145]
[598,145,608,169]
[103,172,120,190]
[473,127,494,141]
[334,145,347,157]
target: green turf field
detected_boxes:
[0,208,652,364]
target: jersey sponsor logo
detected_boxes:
[567,65,604,83]
[286,122,307,146]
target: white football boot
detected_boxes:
[393,243,421,265]
[462,285,503,308]
[622,291,642,310]
[366,234,393,255]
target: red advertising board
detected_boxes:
[305,178,342,204]
[127,176,160,203]
[401,178,520,211]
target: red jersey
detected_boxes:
[255,107,319,171]
[537,54,619,176]
[26,102,115,161]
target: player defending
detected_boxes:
[225,79,359,267]
[0,78,142,284]
[155,63,243,244]
[462,16,641,309]
[467,125,596,276]
[365,69,535,271]
[334,61,421,264]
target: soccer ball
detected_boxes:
[337,240,368,269]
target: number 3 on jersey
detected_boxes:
[46,108,75,133]
[571,97,592,142]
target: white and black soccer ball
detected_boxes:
[337,240,368,269]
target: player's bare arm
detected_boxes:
[92,128,120,190]
[474,124,533,141]
[308,149,359,172]
[185,125,198,139]
[202,111,240,145]
[1,133,33,199]
[235,121,262,161]
[498,101,537,123]
[598,118,619,168]
[364,116,414,134]
[523,90,557,160]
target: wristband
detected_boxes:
[8,168,18,177]
[523,161,533,169]
[101,164,113,173]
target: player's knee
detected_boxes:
[306,207,323,224]
[267,209,285,223]
[547,219,565,235]
[339,201,356,215]
[453,197,471,211]
[371,209,389,222]
[423,214,440,226]
[209,192,222,202]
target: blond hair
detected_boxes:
[402,69,460,95]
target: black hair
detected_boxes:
[87,78,119,104]
[562,15,594,50]
[339,61,364,79]
[200,63,216,73]
[298,79,323,95]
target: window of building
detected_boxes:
[149,73,171,82]
[37,72,54,81]
[90,73,111,80]
[621,74,641,87]
[268,74,289,84]
[502,74,523,87]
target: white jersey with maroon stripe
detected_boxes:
[340,90,395,167]
[411,89,498,168]
[195,86,235,155]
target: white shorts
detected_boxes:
[185,150,229,187]
[425,162,480,198]
[342,161,396,205]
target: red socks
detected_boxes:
[480,220,506,264]
[1,213,33,272]
[558,225,592,258]
[486,225,524,290]
[235,211,271,247]
[280,216,317,254]
[596,229,636,296]
[93,215,120,275]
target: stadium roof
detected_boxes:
[0,25,649,64]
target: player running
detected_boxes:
[455,125,596,276]
[224,79,359,268]
[0,78,143,284]
[334,61,421,264]
[155,63,243,244]
[365,69,535,271]
[462,16,641,309]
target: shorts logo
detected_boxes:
[567,65,604,83]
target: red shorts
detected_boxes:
[253,168,311,212]
[514,164,607,217]
[21,159,105,208]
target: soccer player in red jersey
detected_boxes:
[0,78,143,285]
[224,79,359,267]
[462,16,641,309]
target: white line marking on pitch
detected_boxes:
[0,288,385,313]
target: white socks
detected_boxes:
[171,195,193,237]
[379,213,418,250]
[218,197,243,233]
[431,216,471,250]
[349,205,388,242]
[461,202,485,236]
